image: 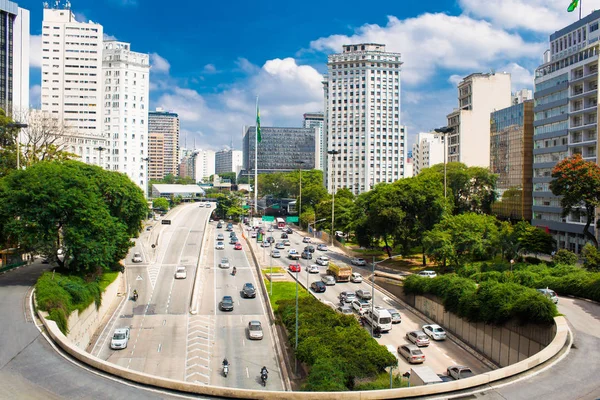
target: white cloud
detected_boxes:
[150,53,171,74]
[459,0,590,33]
[497,62,534,90]
[30,35,42,68]
[74,12,88,23]
[235,57,260,74]
[103,33,118,41]
[448,75,463,87]
[203,64,217,74]
[29,85,41,108]
[310,13,544,86]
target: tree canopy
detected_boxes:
[0,160,148,274]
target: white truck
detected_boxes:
[408,366,443,386]
[363,306,393,332]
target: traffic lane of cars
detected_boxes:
[211,224,283,390]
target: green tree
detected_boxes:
[218,172,236,184]
[553,249,578,266]
[516,223,555,256]
[423,213,500,270]
[581,243,600,271]
[551,154,600,247]
[421,162,497,215]
[0,161,146,273]
[152,197,170,212]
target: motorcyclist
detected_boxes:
[223,358,229,366]
[261,366,268,376]
[232,266,237,276]
[133,289,138,300]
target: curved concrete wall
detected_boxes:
[37,298,568,399]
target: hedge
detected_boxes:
[403,274,558,324]
[35,270,118,334]
[275,295,397,391]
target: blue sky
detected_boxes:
[22,0,586,150]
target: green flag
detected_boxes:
[256,102,262,143]
[567,0,578,12]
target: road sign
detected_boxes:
[286,216,299,223]
[243,205,251,210]
[262,216,275,222]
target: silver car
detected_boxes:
[247,321,263,340]
[219,257,230,268]
[271,249,281,258]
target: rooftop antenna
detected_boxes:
[65,0,71,9]
[54,0,59,9]
[43,2,49,8]
[230,135,233,150]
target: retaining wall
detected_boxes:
[66,273,124,350]
[414,294,557,367]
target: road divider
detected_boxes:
[190,214,211,315]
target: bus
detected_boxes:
[276,217,286,229]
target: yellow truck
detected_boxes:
[327,263,352,282]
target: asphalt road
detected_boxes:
[247,221,491,378]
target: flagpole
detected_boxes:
[254,96,258,217]
[580,0,582,20]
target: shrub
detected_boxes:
[553,249,578,266]
[303,357,348,392]
[581,243,600,272]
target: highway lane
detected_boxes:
[96,202,210,380]
[248,220,491,377]
[205,223,284,390]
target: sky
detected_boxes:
[21,0,591,151]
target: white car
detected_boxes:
[422,324,447,340]
[351,299,371,315]
[261,241,270,247]
[418,270,437,278]
[321,275,336,286]
[219,257,230,268]
[351,257,367,266]
[174,266,187,279]
[388,308,402,324]
[350,272,363,283]
[271,249,281,258]
[316,256,329,266]
[110,328,130,350]
[251,231,257,238]
[132,252,142,263]
[307,264,319,274]
[205,202,211,208]
[215,241,225,250]
[217,233,224,241]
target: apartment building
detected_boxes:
[323,43,405,195]
[533,10,600,252]
[148,107,179,178]
[303,112,324,170]
[193,149,215,183]
[490,100,534,221]
[148,132,164,180]
[412,132,445,176]
[446,72,512,167]
[41,6,106,165]
[102,40,149,191]
[215,149,243,175]
[2,1,29,114]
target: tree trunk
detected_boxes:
[584,207,599,248]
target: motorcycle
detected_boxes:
[373,327,382,338]
[261,371,268,386]
[232,267,237,276]
[223,361,229,377]
[132,291,138,301]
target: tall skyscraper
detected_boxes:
[490,100,534,221]
[446,72,512,167]
[193,149,215,183]
[41,6,106,166]
[533,10,600,252]
[303,112,324,170]
[412,132,445,176]
[323,43,405,195]
[148,132,164,180]
[0,1,29,114]
[148,107,179,178]
[215,149,243,176]
[102,40,149,192]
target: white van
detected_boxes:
[363,306,393,332]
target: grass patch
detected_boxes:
[264,280,310,312]
[354,371,409,390]
[261,266,285,275]
[99,271,119,291]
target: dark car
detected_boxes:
[230,237,238,244]
[266,236,275,243]
[281,232,288,239]
[301,251,312,260]
[311,281,326,293]
[242,283,256,298]
[284,227,293,234]
[217,223,223,229]
[219,296,234,311]
[304,245,315,253]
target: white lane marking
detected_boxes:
[158,343,162,352]
[242,339,245,347]
[246,367,249,378]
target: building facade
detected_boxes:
[323,43,405,195]
[102,40,149,192]
[242,126,316,174]
[148,107,179,178]
[0,1,28,114]
[303,112,324,170]
[533,10,600,252]
[446,72,512,167]
[412,132,445,176]
[41,6,106,165]
[215,149,243,176]
[148,132,164,180]
[192,149,215,183]
[490,100,534,221]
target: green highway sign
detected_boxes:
[242,205,250,210]
[286,216,299,223]
[262,216,275,222]
[271,204,280,209]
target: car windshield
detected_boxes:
[222,298,233,304]
[113,333,126,340]
[379,317,392,324]
[249,324,261,331]
[222,258,228,263]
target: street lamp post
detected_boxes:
[309,218,327,239]
[433,126,454,200]
[142,157,150,198]
[294,160,305,228]
[94,146,107,169]
[8,122,28,169]
[370,254,403,337]
[327,150,341,245]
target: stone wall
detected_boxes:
[414,294,556,367]
[66,272,124,350]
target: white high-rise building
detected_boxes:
[215,149,243,176]
[412,132,445,176]
[512,88,533,105]
[102,40,149,192]
[41,6,105,166]
[193,149,215,183]
[303,112,324,170]
[446,72,512,167]
[323,43,405,195]
[13,4,29,113]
